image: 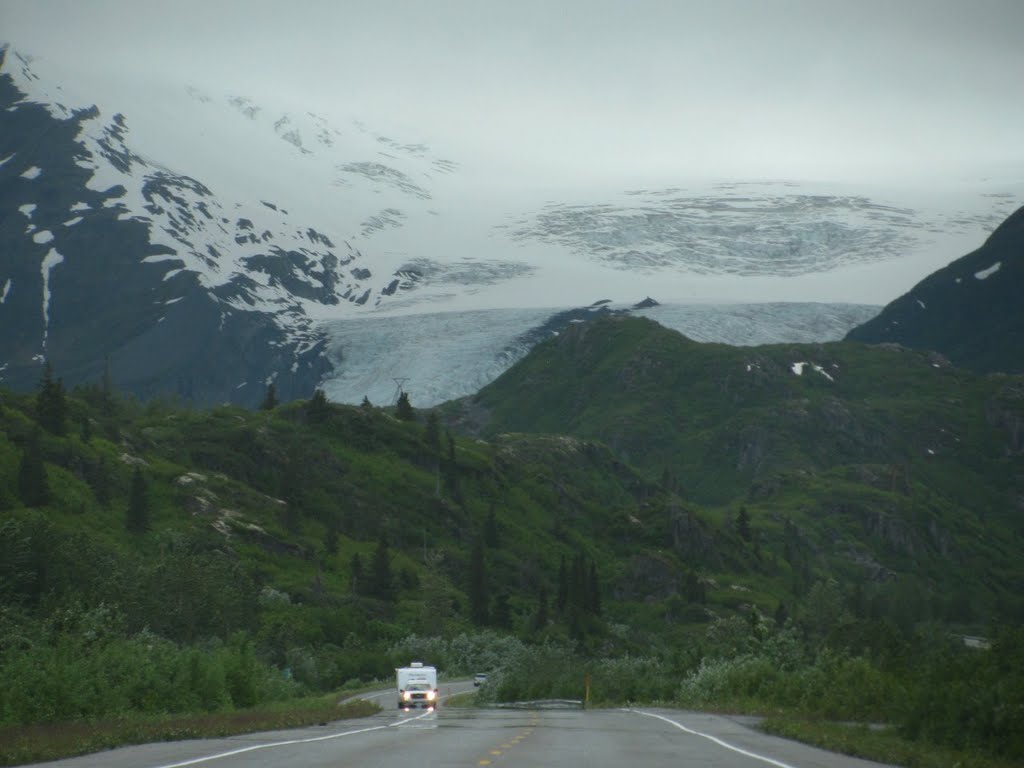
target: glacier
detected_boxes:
[322,301,881,408]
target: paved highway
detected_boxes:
[28,692,893,768]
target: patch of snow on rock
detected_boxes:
[40,248,64,348]
[974,262,1001,280]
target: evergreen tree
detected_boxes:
[90,455,114,509]
[126,466,150,534]
[370,532,394,601]
[395,391,415,421]
[468,536,489,625]
[569,554,587,612]
[323,518,339,557]
[484,505,499,548]
[35,362,67,436]
[556,555,569,614]
[80,416,93,444]
[350,552,364,595]
[774,600,790,627]
[361,395,373,409]
[306,389,330,424]
[260,382,279,410]
[442,432,460,498]
[280,460,304,534]
[16,432,49,507]
[736,506,752,542]
[424,410,441,453]
[685,570,706,605]
[532,587,549,632]
[492,592,512,630]
[588,561,601,616]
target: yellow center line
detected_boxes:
[490,749,502,755]
[478,761,491,766]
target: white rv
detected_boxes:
[396,662,439,709]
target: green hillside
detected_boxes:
[454,315,1024,622]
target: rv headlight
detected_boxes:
[426,690,436,701]
[403,691,412,701]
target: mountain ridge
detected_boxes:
[844,204,1024,373]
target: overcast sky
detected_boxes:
[5,0,1024,186]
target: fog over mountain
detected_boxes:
[2,1,1022,406]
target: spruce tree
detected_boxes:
[323,518,339,556]
[588,561,601,616]
[126,466,150,534]
[280,460,303,534]
[569,554,586,612]
[17,432,49,507]
[424,410,441,453]
[492,592,512,629]
[468,536,489,625]
[395,391,414,421]
[89,456,113,509]
[260,382,278,410]
[532,587,549,632]
[35,362,67,436]
[442,432,460,497]
[484,505,499,548]
[306,389,330,424]
[556,555,568,614]
[350,552,364,594]
[736,506,752,542]
[370,532,394,601]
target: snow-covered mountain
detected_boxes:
[1,44,1021,407]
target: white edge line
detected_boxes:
[151,710,434,768]
[630,710,800,768]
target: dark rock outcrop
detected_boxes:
[845,205,1024,374]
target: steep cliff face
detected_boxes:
[845,205,1024,374]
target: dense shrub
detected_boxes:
[0,630,302,725]
[899,628,1024,759]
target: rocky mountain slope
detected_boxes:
[845,205,1024,374]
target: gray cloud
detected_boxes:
[5,0,1024,184]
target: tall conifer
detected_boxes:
[17,432,49,507]
[126,467,150,534]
